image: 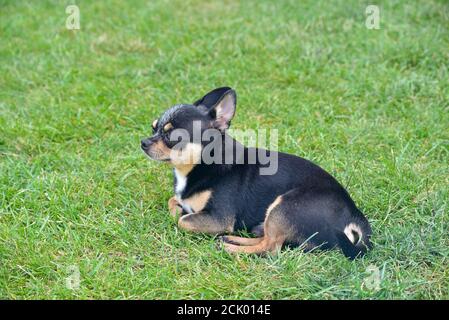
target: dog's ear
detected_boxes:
[193,87,236,130]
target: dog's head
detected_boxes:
[141,87,236,171]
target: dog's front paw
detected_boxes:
[168,196,182,218]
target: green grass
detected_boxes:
[0,0,448,299]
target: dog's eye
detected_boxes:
[151,120,158,134]
[163,122,173,132]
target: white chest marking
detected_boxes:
[175,169,187,197]
[174,169,193,214]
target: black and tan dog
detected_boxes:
[141,87,372,259]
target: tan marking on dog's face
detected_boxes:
[146,136,202,174]
[183,190,212,213]
[170,142,202,175]
[147,139,171,161]
[163,122,173,132]
[152,119,158,129]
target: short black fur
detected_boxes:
[141,87,372,259]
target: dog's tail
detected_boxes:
[335,221,372,260]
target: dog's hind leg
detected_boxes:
[250,224,264,237]
[222,195,289,254]
[223,186,372,258]
[221,235,263,246]
[222,237,283,254]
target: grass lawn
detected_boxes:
[0,0,448,299]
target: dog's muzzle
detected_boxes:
[141,137,155,151]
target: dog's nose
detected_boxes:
[141,139,152,150]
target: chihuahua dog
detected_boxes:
[141,87,372,259]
